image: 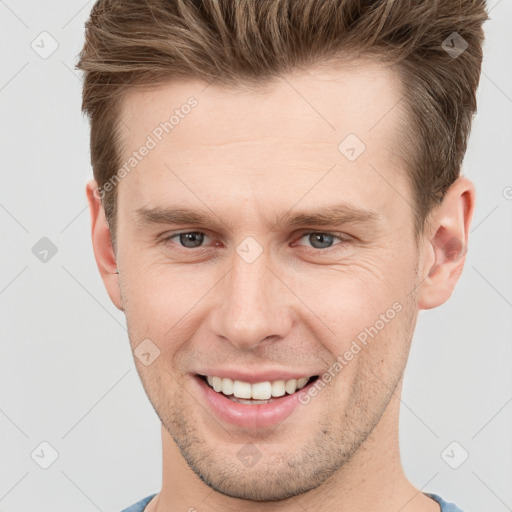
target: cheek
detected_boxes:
[122,257,198,305]
[120,264,216,354]
[301,259,404,322]
[294,255,414,363]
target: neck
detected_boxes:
[149,381,439,512]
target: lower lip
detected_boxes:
[193,375,317,429]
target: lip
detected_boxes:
[192,374,319,429]
[195,368,319,384]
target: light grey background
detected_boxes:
[0,1,511,511]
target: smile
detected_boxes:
[200,374,318,403]
[192,372,321,428]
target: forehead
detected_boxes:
[116,59,411,227]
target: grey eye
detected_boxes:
[178,232,205,248]
[302,233,337,249]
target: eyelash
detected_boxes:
[160,230,351,252]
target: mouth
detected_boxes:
[192,372,321,428]
[198,374,320,404]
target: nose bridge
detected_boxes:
[210,244,292,350]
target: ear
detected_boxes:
[85,180,124,311]
[416,176,476,310]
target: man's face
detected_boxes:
[114,60,425,500]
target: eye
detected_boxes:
[162,231,213,249]
[294,231,350,250]
[160,230,350,252]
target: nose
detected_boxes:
[210,247,294,351]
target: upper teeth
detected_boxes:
[206,376,311,400]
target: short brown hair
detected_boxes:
[77,0,488,244]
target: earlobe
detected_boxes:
[416,177,475,310]
[85,179,124,311]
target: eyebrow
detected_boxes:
[134,203,381,232]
